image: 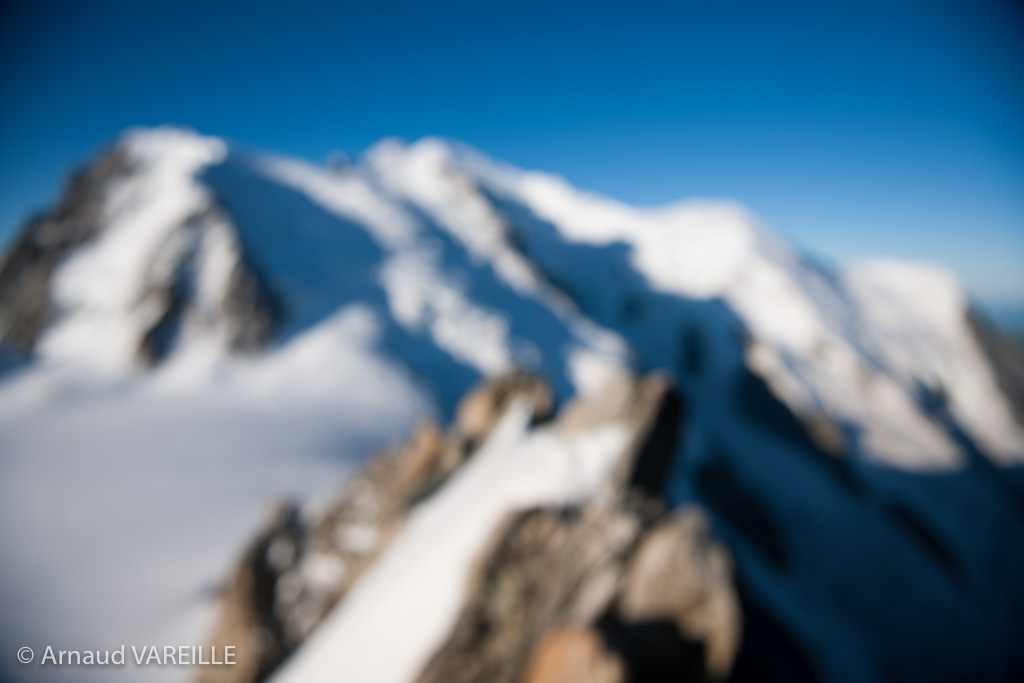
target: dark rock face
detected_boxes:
[197,502,303,683]
[0,147,133,353]
[420,375,739,683]
[418,502,644,683]
[221,248,280,353]
[618,509,740,678]
[134,205,281,366]
[419,500,739,683]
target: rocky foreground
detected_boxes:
[198,370,739,683]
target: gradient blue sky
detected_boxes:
[2,0,1022,320]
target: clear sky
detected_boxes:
[2,0,1022,319]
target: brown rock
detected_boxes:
[418,372,692,683]
[201,371,741,683]
[417,501,641,683]
[0,146,133,353]
[619,507,741,679]
[391,420,444,501]
[200,374,557,683]
[521,627,625,683]
[196,502,301,683]
[455,370,553,444]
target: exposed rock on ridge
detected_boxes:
[200,370,740,683]
[134,204,280,365]
[0,147,133,352]
[0,137,282,365]
[419,375,738,683]
[198,372,556,683]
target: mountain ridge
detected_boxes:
[1,125,1023,683]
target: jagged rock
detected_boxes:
[417,372,739,683]
[202,369,738,683]
[0,147,133,352]
[0,142,281,365]
[552,371,683,495]
[416,500,644,683]
[411,371,554,500]
[418,495,740,683]
[198,371,553,683]
[197,502,303,683]
[454,370,553,444]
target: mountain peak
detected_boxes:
[2,127,1024,683]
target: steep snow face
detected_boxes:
[207,142,630,408]
[393,138,1022,469]
[39,128,229,370]
[844,261,1024,465]
[34,127,1017,471]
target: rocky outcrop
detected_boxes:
[200,370,738,683]
[135,205,280,365]
[197,503,302,683]
[196,370,555,682]
[0,147,133,352]
[417,500,645,683]
[417,371,739,683]
[413,371,553,499]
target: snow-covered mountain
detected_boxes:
[1,126,1022,683]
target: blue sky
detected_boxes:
[2,0,1022,321]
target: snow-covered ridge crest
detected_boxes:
[38,126,232,369]
[358,135,1022,468]
[11,124,1021,468]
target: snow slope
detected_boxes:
[0,306,432,683]
[376,138,1023,470]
